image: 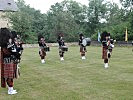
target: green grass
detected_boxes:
[0,46,133,100]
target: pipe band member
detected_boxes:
[57,34,67,61]
[0,28,19,95]
[38,35,49,63]
[101,31,115,68]
[79,33,87,60]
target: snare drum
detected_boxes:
[43,46,50,52]
[61,46,68,51]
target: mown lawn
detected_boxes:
[0,46,133,100]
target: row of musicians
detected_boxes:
[38,32,115,69]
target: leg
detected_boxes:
[108,49,112,58]
[102,47,109,68]
[80,46,86,59]
[59,49,64,61]
[7,78,17,95]
[104,59,109,68]
[104,59,108,63]
[84,47,87,52]
[7,78,13,87]
[40,49,46,63]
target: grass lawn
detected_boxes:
[0,46,133,100]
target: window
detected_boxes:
[7,3,11,5]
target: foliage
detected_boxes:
[87,0,108,34]
[6,0,133,43]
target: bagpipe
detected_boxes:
[108,39,115,50]
[103,39,115,48]
[102,39,116,58]
[7,43,22,62]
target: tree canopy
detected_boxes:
[6,0,133,43]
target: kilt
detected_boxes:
[59,47,64,53]
[3,63,15,79]
[39,49,46,57]
[102,46,108,59]
[1,49,17,88]
[80,46,86,52]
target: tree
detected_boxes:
[6,0,133,43]
[120,0,133,40]
[87,0,108,34]
[7,0,48,43]
[120,0,133,9]
[46,0,88,42]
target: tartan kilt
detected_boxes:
[102,46,108,59]
[39,48,46,57]
[59,47,64,53]
[80,46,86,53]
[3,63,15,79]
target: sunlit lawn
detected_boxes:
[0,46,133,100]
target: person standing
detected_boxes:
[0,28,18,95]
[101,31,115,68]
[79,33,87,60]
[38,35,49,63]
[57,34,67,61]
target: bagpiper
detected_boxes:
[0,28,22,95]
[101,31,115,68]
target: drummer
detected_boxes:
[79,33,87,60]
[38,35,49,63]
[57,34,67,61]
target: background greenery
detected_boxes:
[0,46,133,100]
[6,0,133,43]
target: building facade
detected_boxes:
[0,0,18,28]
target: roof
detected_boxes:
[0,0,18,11]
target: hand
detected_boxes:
[12,49,17,52]
[110,44,114,48]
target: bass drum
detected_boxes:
[82,38,91,46]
